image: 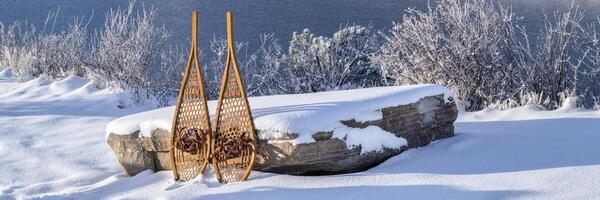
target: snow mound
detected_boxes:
[459,101,600,122]
[0,68,13,77]
[106,84,453,149]
[0,71,150,117]
[0,75,102,101]
[334,125,408,154]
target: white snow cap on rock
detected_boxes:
[106,84,453,153]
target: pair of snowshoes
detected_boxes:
[169,11,257,183]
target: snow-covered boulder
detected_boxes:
[106,85,457,176]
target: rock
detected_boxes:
[106,132,156,176]
[107,94,458,176]
[311,132,333,141]
[106,129,171,176]
[254,94,457,174]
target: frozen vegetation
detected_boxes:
[1,0,600,112]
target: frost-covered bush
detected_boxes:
[1,2,177,107]
[247,33,294,96]
[0,22,36,80]
[200,26,383,98]
[88,2,169,104]
[515,6,600,109]
[373,0,523,111]
[151,46,185,107]
[287,29,342,92]
[203,37,259,99]
[202,27,384,98]
[0,13,89,81]
[204,37,228,99]
[29,15,88,80]
[585,19,600,108]
[375,0,600,111]
[331,25,384,88]
[286,26,382,93]
[205,33,297,97]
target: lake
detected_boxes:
[1,0,599,50]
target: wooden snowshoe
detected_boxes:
[169,10,213,182]
[212,12,257,183]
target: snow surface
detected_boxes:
[333,125,407,154]
[2,69,600,199]
[106,84,452,151]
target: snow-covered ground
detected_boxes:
[1,69,600,199]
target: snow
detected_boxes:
[106,113,173,138]
[332,125,407,154]
[1,69,600,199]
[106,84,453,148]
[0,69,151,199]
[459,101,599,123]
[0,68,12,77]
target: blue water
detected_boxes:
[1,0,599,49]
